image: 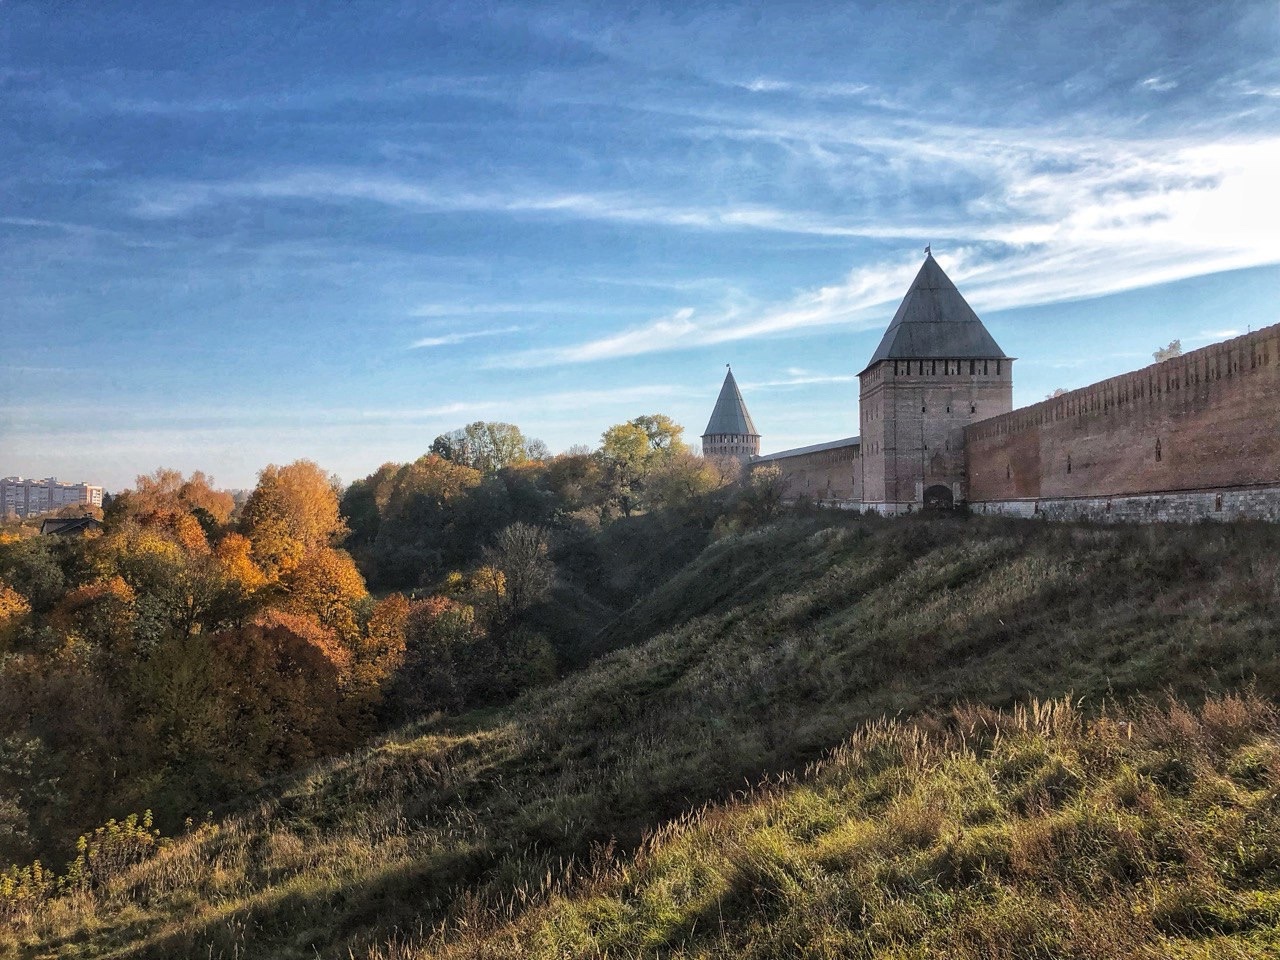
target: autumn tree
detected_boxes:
[537,451,606,525]
[735,464,787,525]
[339,462,401,548]
[213,532,268,595]
[48,576,137,657]
[206,613,357,777]
[599,421,650,517]
[0,582,30,650]
[0,648,127,858]
[631,414,687,454]
[92,526,246,645]
[598,414,689,517]
[351,593,408,689]
[388,596,481,717]
[367,455,482,586]
[241,460,347,579]
[0,537,67,614]
[646,450,734,513]
[107,469,234,540]
[279,547,369,644]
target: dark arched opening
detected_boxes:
[923,484,954,511]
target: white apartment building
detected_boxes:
[1,476,104,518]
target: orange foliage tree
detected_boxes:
[353,593,408,688]
[279,547,369,644]
[213,532,268,595]
[108,469,234,543]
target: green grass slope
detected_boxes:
[427,695,1280,960]
[5,514,1280,958]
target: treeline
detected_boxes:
[0,416,783,868]
[341,416,740,589]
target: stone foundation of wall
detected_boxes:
[971,486,1280,523]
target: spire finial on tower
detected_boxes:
[924,243,932,257]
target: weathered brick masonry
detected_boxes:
[966,324,1280,520]
[753,437,863,503]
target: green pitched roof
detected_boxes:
[702,367,759,437]
[861,254,1008,373]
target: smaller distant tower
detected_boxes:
[702,365,761,461]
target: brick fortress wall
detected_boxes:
[759,442,863,503]
[965,324,1280,520]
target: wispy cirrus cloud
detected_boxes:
[128,169,889,237]
[409,325,522,349]
[743,367,859,389]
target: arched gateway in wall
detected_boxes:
[924,484,954,510]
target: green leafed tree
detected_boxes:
[430,421,546,474]
[630,414,687,454]
[598,415,689,517]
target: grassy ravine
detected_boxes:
[419,696,1280,959]
[5,514,1280,958]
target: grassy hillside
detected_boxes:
[5,513,1280,958]
[427,695,1280,959]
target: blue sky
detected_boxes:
[3,0,1278,491]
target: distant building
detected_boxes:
[1,476,104,518]
[701,366,761,461]
[40,516,104,537]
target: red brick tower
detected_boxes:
[859,253,1013,511]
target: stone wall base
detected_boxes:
[971,486,1280,523]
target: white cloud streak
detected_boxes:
[408,325,521,349]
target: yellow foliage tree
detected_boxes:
[0,580,30,649]
[214,532,268,594]
[242,461,347,579]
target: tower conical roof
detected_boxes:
[860,253,1008,373]
[702,367,758,437]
